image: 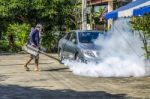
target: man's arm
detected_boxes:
[30,31,36,47]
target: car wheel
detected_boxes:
[59,50,64,64]
[75,54,82,62]
[75,53,86,63]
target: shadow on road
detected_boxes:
[0,84,127,99]
[0,75,9,81]
[42,67,69,72]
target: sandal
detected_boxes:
[34,68,41,71]
[24,66,30,71]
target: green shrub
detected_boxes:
[0,40,9,52]
[6,23,31,51]
[131,14,150,59]
[41,31,59,52]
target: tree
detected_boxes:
[0,0,82,52]
[54,0,82,30]
[131,14,150,59]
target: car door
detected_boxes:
[62,32,71,58]
[66,31,78,59]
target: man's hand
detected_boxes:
[31,43,36,47]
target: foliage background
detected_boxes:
[0,0,149,55]
[131,14,150,59]
[0,0,81,52]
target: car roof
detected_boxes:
[71,30,104,33]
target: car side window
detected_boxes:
[64,33,71,40]
[70,32,77,44]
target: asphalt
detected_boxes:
[0,54,150,99]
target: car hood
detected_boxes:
[78,43,101,50]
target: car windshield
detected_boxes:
[78,32,103,43]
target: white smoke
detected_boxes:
[64,18,149,77]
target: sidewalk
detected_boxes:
[0,54,150,99]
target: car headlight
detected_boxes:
[82,50,96,57]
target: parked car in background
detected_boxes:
[58,30,105,63]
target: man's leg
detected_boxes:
[35,54,40,71]
[24,55,33,71]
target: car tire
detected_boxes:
[75,53,86,63]
[75,53,81,62]
[59,49,64,64]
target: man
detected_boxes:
[24,24,42,71]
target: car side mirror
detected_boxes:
[72,39,77,44]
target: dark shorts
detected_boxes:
[30,54,39,59]
[30,54,39,63]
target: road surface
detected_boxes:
[0,54,150,99]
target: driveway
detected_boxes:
[0,54,150,99]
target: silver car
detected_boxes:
[58,30,104,63]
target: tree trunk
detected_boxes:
[8,35,14,51]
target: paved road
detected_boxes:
[0,54,150,99]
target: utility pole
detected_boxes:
[82,0,87,30]
[108,0,113,29]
